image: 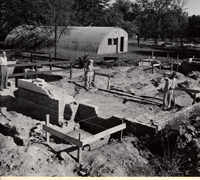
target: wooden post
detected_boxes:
[167,53,169,60]
[49,55,52,71]
[171,59,173,73]
[15,78,18,88]
[120,119,124,142]
[70,63,73,79]
[118,58,120,67]
[35,65,38,78]
[46,114,50,144]
[170,63,172,74]
[151,51,154,58]
[77,133,82,163]
[152,63,154,74]
[31,51,33,63]
[177,55,179,72]
[107,69,110,90]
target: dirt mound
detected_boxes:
[83,137,155,176]
[0,141,77,176]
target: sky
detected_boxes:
[185,0,200,16]
[110,0,200,16]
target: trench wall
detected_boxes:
[74,103,121,134]
[74,103,156,136]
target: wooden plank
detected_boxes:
[52,57,72,61]
[43,125,83,147]
[95,72,114,78]
[33,55,50,59]
[46,115,50,144]
[7,61,72,68]
[98,88,162,101]
[19,50,49,55]
[153,66,164,75]
[158,59,175,63]
[174,87,200,94]
[18,55,32,59]
[52,65,70,69]
[153,63,160,67]
[8,69,71,78]
[32,51,50,55]
[102,60,115,63]
[77,133,82,163]
[82,123,126,146]
[98,88,162,105]
[120,120,124,142]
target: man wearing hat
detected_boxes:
[84,59,94,90]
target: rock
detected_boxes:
[179,125,186,135]
[78,163,91,176]
[186,125,196,133]
[74,123,80,130]
[22,139,29,146]
[59,152,73,162]
[0,134,17,148]
[184,133,192,143]
[188,71,199,80]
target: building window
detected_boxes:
[108,38,112,45]
[114,38,118,45]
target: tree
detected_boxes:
[188,15,200,41]
[0,0,48,41]
[105,0,138,38]
[135,0,189,44]
[171,0,189,44]
[0,0,74,57]
[42,0,74,58]
[72,0,111,26]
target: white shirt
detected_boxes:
[0,56,7,65]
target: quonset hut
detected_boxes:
[5,26,128,55]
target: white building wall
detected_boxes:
[98,28,128,54]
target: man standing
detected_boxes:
[84,59,94,90]
[0,51,8,90]
[163,72,177,110]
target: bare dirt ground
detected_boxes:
[1,64,200,176]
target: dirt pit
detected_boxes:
[1,65,200,176]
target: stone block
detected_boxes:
[16,79,78,127]
[18,78,48,95]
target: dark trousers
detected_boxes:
[0,65,8,89]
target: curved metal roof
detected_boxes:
[59,26,115,52]
[5,26,125,53]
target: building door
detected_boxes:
[120,37,124,52]
[114,38,118,53]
